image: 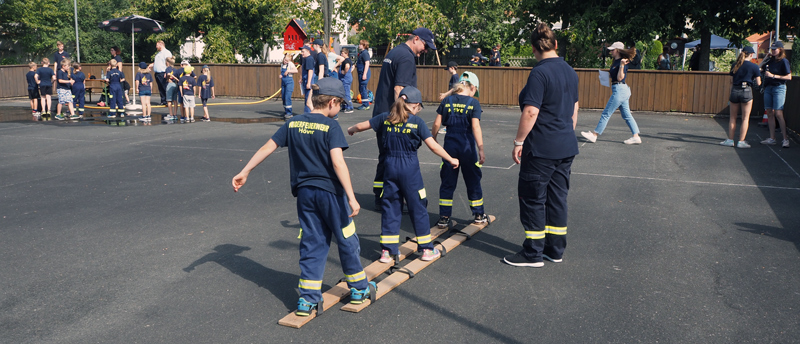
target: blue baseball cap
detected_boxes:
[411,28,436,50]
[300,46,310,51]
[313,77,347,100]
[313,39,324,46]
[138,62,147,69]
[742,46,755,54]
[399,86,424,108]
[771,40,784,49]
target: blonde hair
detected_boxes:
[42,57,50,64]
[28,61,37,68]
[166,56,175,66]
[618,47,637,60]
[387,96,412,124]
[109,59,118,68]
[439,81,475,100]
[60,58,71,69]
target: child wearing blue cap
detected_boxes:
[348,86,459,263]
[233,77,374,316]
[135,62,153,120]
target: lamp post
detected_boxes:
[73,0,80,62]
[775,0,780,42]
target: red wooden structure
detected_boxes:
[283,19,308,53]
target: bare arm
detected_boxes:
[232,139,279,192]
[754,77,762,86]
[617,59,628,81]
[471,118,485,165]
[572,101,579,130]
[424,137,459,168]
[347,120,372,135]
[362,61,370,80]
[330,147,360,217]
[512,105,540,164]
[306,70,313,89]
[393,85,404,101]
[430,114,443,142]
[135,80,140,93]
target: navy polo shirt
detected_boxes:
[357,50,370,74]
[197,75,214,98]
[72,71,85,90]
[448,74,459,90]
[26,71,38,90]
[179,75,195,96]
[56,69,71,90]
[302,55,315,88]
[518,57,579,160]
[765,58,791,86]
[315,51,329,77]
[609,58,628,83]
[730,61,760,85]
[113,55,123,63]
[271,113,349,197]
[36,67,54,87]
[136,72,153,93]
[437,94,482,131]
[369,113,431,153]
[373,43,417,117]
[53,51,70,67]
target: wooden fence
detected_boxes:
[2,63,797,132]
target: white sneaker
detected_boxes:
[720,139,734,147]
[580,131,597,143]
[761,138,777,145]
[623,136,642,145]
[737,141,751,149]
[782,139,790,148]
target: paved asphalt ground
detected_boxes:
[1,97,799,343]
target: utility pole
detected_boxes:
[775,0,780,41]
[73,0,80,62]
[322,0,333,45]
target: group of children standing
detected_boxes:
[25,56,215,123]
[234,66,486,316]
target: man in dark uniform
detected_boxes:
[370,27,436,207]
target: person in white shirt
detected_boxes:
[153,40,173,105]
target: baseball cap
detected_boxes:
[313,39,324,46]
[202,65,209,69]
[742,46,755,54]
[300,46,311,52]
[180,60,189,65]
[138,62,147,69]
[411,28,437,50]
[444,61,458,70]
[771,40,784,49]
[607,42,625,50]
[313,77,347,100]
[459,71,480,97]
[183,66,193,74]
[398,86,424,108]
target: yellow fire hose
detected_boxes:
[85,89,282,110]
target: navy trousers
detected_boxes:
[379,154,433,254]
[438,131,483,217]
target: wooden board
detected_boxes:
[340,215,495,313]
[277,222,454,328]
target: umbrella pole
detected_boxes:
[131,27,137,106]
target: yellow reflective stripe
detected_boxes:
[525,230,545,240]
[439,199,453,206]
[298,279,322,290]
[373,181,384,188]
[418,188,426,199]
[345,271,366,283]
[297,228,303,239]
[342,221,356,238]
[469,198,484,207]
[439,162,443,169]
[545,226,567,235]
[417,234,432,244]
[380,235,399,244]
[108,109,117,112]
[475,162,483,168]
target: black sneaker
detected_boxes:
[473,213,488,224]
[503,251,544,267]
[437,216,450,228]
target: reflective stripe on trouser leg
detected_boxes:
[298,279,322,290]
[373,146,386,197]
[462,151,484,215]
[345,270,366,283]
[518,155,573,260]
[438,157,459,217]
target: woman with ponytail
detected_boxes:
[721,46,761,148]
[581,41,641,145]
[348,86,459,264]
[505,22,579,268]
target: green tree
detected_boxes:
[340,0,451,51]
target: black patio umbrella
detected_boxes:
[98,15,165,106]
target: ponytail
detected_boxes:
[618,47,637,60]
[731,51,748,74]
[438,81,474,101]
[387,97,411,124]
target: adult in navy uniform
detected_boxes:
[370,27,436,207]
[504,23,579,268]
[110,46,123,63]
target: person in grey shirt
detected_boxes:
[153,40,173,105]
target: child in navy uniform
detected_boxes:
[135,62,153,121]
[71,62,86,118]
[233,77,375,316]
[348,86,460,263]
[35,58,56,119]
[179,66,197,122]
[105,59,126,118]
[26,62,40,119]
[55,58,76,120]
[197,65,215,122]
[431,71,487,227]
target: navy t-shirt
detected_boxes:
[609,58,628,83]
[165,66,175,83]
[53,51,70,67]
[491,50,501,65]
[730,61,760,86]
[448,73,459,90]
[136,72,153,93]
[373,44,417,117]
[179,75,195,96]
[56,69,71,90]
[36,67,54,87]
[518,57,579,160]
[302,55,315,88]
[271,113,349,197]
[765,58,791,86]
[356,50,370,74]
[106,69,124,87]
[26,71,38,90]
[113,55,123,63]
[369,113,431,153]
[197,75,214,98]
[437,94,482,133]
[315,51,329,77]
[72,71,85,90]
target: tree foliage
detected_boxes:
[340,0,452,51]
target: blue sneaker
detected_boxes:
[350,281,377,304]
[296,297,318,316]
[356,105,370,111]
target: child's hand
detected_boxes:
[348,199,360,217]
[232,173,248,192]
[450,158,459,169]
[347,126,357,136]
[478,150,485,165]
